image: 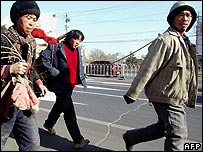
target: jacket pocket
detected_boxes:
[162,61,184,99]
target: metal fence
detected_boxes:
[84,64,140,78]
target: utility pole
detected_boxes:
[65,13,70,33]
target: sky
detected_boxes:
[1,1,202,58]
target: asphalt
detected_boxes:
[2,71,202,151]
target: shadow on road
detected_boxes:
[39,128,112,151]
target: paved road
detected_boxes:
[2,73,202,151]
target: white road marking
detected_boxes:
[86,79,131,86]
[82,85,124,91]
[39,107,202,144]
[39,88,202,108]
[39,91,88,105]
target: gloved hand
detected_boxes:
[123,95,135,104]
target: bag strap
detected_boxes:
[1,80,12,99]
[51,44,54,64]
[50,43,59,64]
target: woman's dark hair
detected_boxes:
[64,29,85,42]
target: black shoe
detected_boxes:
[123,133,133,151]
[43,123,56,135]
[74,139,90,150]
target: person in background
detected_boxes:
[1,1,47,151]
[122,1,198,151]
[40,29,90,150]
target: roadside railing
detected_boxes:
[85,64,140,78]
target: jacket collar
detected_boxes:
[167,27,183,37]
[166,27,188,50]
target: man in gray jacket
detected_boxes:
[122,1,198,151]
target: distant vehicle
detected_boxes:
[86,60,121,77]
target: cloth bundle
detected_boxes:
[11,76,40,113]
[31,28,58,44]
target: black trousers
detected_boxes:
[44,87,84,143]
